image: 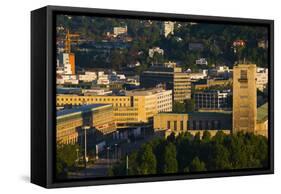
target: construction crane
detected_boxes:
[64,29,79,53]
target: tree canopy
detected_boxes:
[111,131,268,176]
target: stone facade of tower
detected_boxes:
[233,64,257,133]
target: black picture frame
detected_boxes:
[31,5,274,188]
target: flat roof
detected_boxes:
[157,111,232,117]
[189,111,232,117]
[57,104,110,117]
[257,102,268,122]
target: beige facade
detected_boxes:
[56,104,116,144]
[154,112,231,137]
[57,88,172,128]
[233,64,257,133]
[194,79,232,90]
[174,71,192,102]
[154,113,189,133]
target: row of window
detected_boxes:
[58,97,131,102]
[165,120,223,130]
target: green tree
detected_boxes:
[202,131,211,142]
[185,99,195,112]
[137,144,157,175]
[56,143,79,178]
[189,157,206,172]
[209,143,231,170]
[173,101,186,113]
[110,50,125,70]
[163,143,178,173]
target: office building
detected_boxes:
[140,67,191,102]
[193,90,231,110]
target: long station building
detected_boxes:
[56,104,116,144]
[57,88,172,128]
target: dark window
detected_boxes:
[180,121,184,130]
[240,70,247,79]
[193,120,196,130]
[218,121,221,129]
[167,121,171,129]
[174,121,177,131]
[199,120,202,129]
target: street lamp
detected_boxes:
[76,148,79,163]
[82,126,90,168]
[106,146,110,169]
[126,154,129,176]
[114,144,118,160]
[116,130,119,140]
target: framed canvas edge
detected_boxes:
[35,5,274,188]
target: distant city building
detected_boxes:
[140,67,191,102]
[256,67,268,92]
[57,87,82,95]
[78,71,97,82]
[56,104,116,144]
[196,58,208,66]
[258,40,268,49]
[126,77,140,86]
[208,65,232,79]
[96,71,110,85]
[113,26,127,37]
[161,21,174,37]
[194,90,231,110]
[148,47,164,58]
[57,53,76,75]
[62,53,76,74]
[233,39,246,47]
[233,64,257,133]
[83,88,112,96]
[163,61,177,68]
[127,61,141,68]
[189,72,207,81]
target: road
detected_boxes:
[68,158,117,178]
[68,134,157,179]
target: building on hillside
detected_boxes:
[148,47,164,58]
[113,26,127,37]
[256,67,268,92]
[161,21,174,37]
